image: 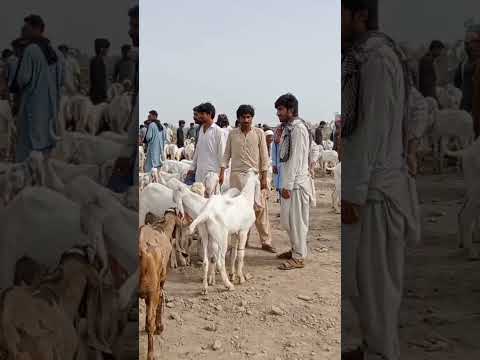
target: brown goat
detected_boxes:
[139,211,176,360]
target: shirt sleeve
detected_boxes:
[258,130,269,172]
[16,46,35,89]
[217,127,227,167]
[342,54,394,205]
[190,132,199,171]
[221,131,232,168]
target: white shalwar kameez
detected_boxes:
[280,119,315,260]
[190,123,226,184]
[342,37,420,360]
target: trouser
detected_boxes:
[281,187,310,259]
[342,199,406,360]
[230,171,271,246]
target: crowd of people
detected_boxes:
[0,11,139,167]
[139,93,321,270]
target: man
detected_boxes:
[109,4,139,191]
[144,110,166,173]
[13,14,63,163]
[315,121,325,144]
[466,25,480,138]
[418,40,445,99]
[454,26,479,114]
[186,122,196,141]
[265,129,274,157]
[163,122,174,144]
[217,113,231,144]
[90,38,110,105]
[177,120,186,148]
[58,44,81,96]
[220,105,275,253]
[139,124,147,143]
[186,102,225,189]
[341,1,420,359]
[274,93,314,270]
[271,124,285,202]
[2,49,18,88]
[114,44,136,84]
[193,106,202,143]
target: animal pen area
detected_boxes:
[139,174,341,360]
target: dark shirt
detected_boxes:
[89,55,107,104]
[177,127,185,147]
[315,127,323,144]
[114,58,136,84]
[418,54,437,99]
[454,60,475,113]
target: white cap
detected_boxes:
[265,130,274,136]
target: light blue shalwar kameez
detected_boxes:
[144,122,166,173]
[15,43,63,162]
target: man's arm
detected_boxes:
[282,125,307,191]
[258,129,269,188]
[342,53,394,206]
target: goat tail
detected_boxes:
[188,211,210,235]
[441,139,464,159]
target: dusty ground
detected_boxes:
[342,160,480,358]
[139,176,341,360]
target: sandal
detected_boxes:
[276,250,292,259]
[278,258,304,270]
[261,244,277,253]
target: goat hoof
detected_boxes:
[202,288,208,295]
[239,277,246,285]
[226,284,235,291]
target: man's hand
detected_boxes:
[281,188,291,199]
[272,166,278,174]
[341,200,360,224]
[260,176,268,190]
[219,168,225,186]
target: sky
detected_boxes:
[1,1,133,55]
[380,0,480,46]
[140,0,341,126]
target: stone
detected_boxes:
[297,295,313,302]
[212,340,222,351]
[270,306,284,316]
[204,323,217,332]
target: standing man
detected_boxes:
[114,44,136,84]
[58,44,81,96]
[90,38,110,104]
[186,102,225,189]
[13,14,63,163]
[467,25,480,138]
[315,121,325,144]
[186,122,196,141]
[144,110,166,173]
[454,26,479,114]
[274,93,314,270]
[271,124,285,202]
[163,122,174,144]
[177,120,186,148]
[418,40,445,99]
[220,105,275,253]
[341,1,420,359]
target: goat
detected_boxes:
[165,144,178,160]
[139,211,176,360]
[442,138,480,260]
[187,170,261,293]
[319,149,339,175]
[327,162,341,213]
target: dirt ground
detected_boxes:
[342,160,480,358]
[139,176,341,360]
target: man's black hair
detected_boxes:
[179,120,186,125]
[429,40,445,51]
[140,125,145,129]
[342,0,378,30]
[149,110,158,117]
[58,44,69,52]
[236,105,255,119]
[190,122,195,126]
[128,5,139,18]
[2,49,13,59]
[121,44,131,54]
[24,14,45,32]
[94,38,110,55]
[274,93,299,116]
[320,121,326,125]
[196,102,216,119]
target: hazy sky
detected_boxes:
[1,1,133,55]
[380,1,480,45]
[140,0,341,126]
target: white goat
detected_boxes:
[187,170,261,293]
[319,149,339,175]
[184,142,195,160]
[442,138,480,260]
[165,144,178,160]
